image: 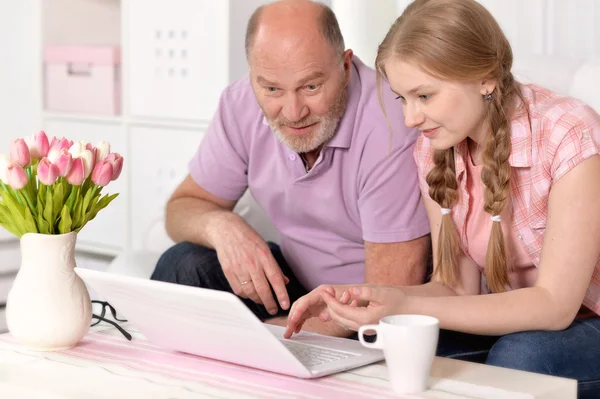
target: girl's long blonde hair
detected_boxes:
[376,0,525,292]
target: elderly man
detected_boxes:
[151,0,430,337]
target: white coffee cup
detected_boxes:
[358,315,439,394]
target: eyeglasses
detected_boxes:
[91,300,132,341]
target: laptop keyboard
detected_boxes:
[281,340,359,367]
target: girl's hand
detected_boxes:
[284,285,355,338]
[322,285,406,331]
[284,285,335,338]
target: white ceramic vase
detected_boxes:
[6,231,92,351]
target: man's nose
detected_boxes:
[404,103,425,128]
[282,94,309,122]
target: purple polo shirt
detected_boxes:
[189,57,429,290]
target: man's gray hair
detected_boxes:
[245,1,345,60]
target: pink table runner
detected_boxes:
[0,329,425,399]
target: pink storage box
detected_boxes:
[44,46,121,115]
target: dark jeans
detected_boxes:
[437,317,600,399]
[151,241,309,320]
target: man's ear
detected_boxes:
[342,49,353,82]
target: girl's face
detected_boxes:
[384,59,496,151]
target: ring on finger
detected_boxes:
[240,280,252,285]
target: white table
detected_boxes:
[0,325,576,399]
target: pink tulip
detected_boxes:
[10,139,31,167]
[6,163,28,190]
[104,153,123,180]
[65,158,85,186]
[48,137,73,162]
[37,158,60,185]
[53,149,73,177]
[49,137,73,152]
[25,130,50,159]
[91,160,113,187]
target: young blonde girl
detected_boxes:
[285,0,600,396]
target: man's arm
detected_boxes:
[364,236,431,285]
[165,174,239,247]
[166,175,291,313]
[354,120,432,289]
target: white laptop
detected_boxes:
[75,267,384,379]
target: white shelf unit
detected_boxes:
[29,0,272,257]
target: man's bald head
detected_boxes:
[245,0,345,61]
[245,0,353,155]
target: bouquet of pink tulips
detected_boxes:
[0,130,123,237]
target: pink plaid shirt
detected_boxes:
[415,84,600,315]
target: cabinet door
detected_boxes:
[0,0,42,149]
[130,126,205,251]
[125,0,230,121]
[42,120,128,251]
[0,0,42,241]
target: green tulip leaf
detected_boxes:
[36,211,50,234]
[1,191,26,234]
[52,183,64,222]
[58,205,72,234]
[81,188,95,217]
[43,190,55,233]
[0,206,21,237]
[23,207,38,233]
[71,196,82,229]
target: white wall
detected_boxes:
[332,0,398,67]
[0,0,42,149]
[333,0,600,68]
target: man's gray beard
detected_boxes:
[270,117,338,153]
[268,87,348,154]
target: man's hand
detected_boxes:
[210,212,290,315]
[165,176,289,315]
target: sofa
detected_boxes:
[106,55,600,279]
[106,190,280,278]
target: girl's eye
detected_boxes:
[395,95,406,102]
[419,94,431,100]
[267,87,278,92]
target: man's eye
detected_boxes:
[267,87,278,92]
[306,85,319,91]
